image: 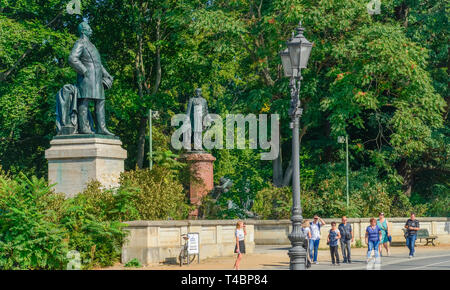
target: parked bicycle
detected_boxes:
[179,234,196,266]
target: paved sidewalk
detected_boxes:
[107,244,450,270]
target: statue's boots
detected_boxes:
[78,99,95,134]
[95,99,114,136]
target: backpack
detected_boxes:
[310,221,321,231]
[340,224,352,240]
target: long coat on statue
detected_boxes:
[186,97,209,133]
[68,36,112,100]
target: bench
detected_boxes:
[402,228,437,246]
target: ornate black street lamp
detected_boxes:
[280,21,312,270]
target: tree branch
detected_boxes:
[0,10,63,82]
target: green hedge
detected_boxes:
[252,166,430,219]
[0,166,191,269]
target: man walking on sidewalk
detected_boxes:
[405,213,420,258]
[309,215,326,264]
[338,216,353,263]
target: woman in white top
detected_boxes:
[233,221,246,270]
[302,220,312,268]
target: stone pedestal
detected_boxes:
[45,135,127,198]
[185,153,216,218]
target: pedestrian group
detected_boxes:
[232,213,420,269]
[298,212,420,267]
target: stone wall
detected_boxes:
[122,220,255,266]
[121,217,449,266]
[251,217,450,247]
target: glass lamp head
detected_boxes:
[287,22,312,70]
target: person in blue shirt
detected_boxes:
[327,222,341,266]
[365,217,382,263]
[309,215,326,264]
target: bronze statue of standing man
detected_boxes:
[68,21,114,135]
[185,88,211,151]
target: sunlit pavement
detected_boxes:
[106,244,450,270]
[254,245,450,270]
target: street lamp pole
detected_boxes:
[288,71,306,270]
[338,135,350,209]
[280,21,312,270]
[345,135,349,208]
[149,109,153,170]
[148,109,159,170]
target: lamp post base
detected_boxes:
[288,213,307,270]
[288,246,307,270]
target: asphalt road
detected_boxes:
[375,254,450,270]
[107,244,450,270]
[254,245,450,270]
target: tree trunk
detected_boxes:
[273,146,283,187]
[399,159,414,197]
[136,15,162,168]
[135,22,146,168]
[282,159,293,187]
[136,116,148,168]
[273,124,308,187]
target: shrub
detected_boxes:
[119,166,192,220]
[124,258,142,268]
[252,184,292,219]
[0,164,196,269]
[60,182,128,269]
[0,173,129,269]
[251,165,429,219]
[0,173,68,269]
[354,240,363,248]
[411,184,449,217]
[427,187,450,217]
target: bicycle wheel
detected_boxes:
[178,253,183,267]
[188,254,196,264]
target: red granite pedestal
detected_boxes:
[185,153,216,218]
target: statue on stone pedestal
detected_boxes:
[185,88,211,151]
[55,21,114,136]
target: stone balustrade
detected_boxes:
[121,217,449,266]
[122,220,255,266]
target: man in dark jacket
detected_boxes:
[185,88,210,151]
[338,216,353,263]
[69,21,114,135]
[405,213,420,258]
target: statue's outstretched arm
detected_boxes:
[68,40,87,75]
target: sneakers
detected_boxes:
[314,261,319,264]
[409,255,413,259]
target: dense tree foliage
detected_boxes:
[0,0,448,217]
